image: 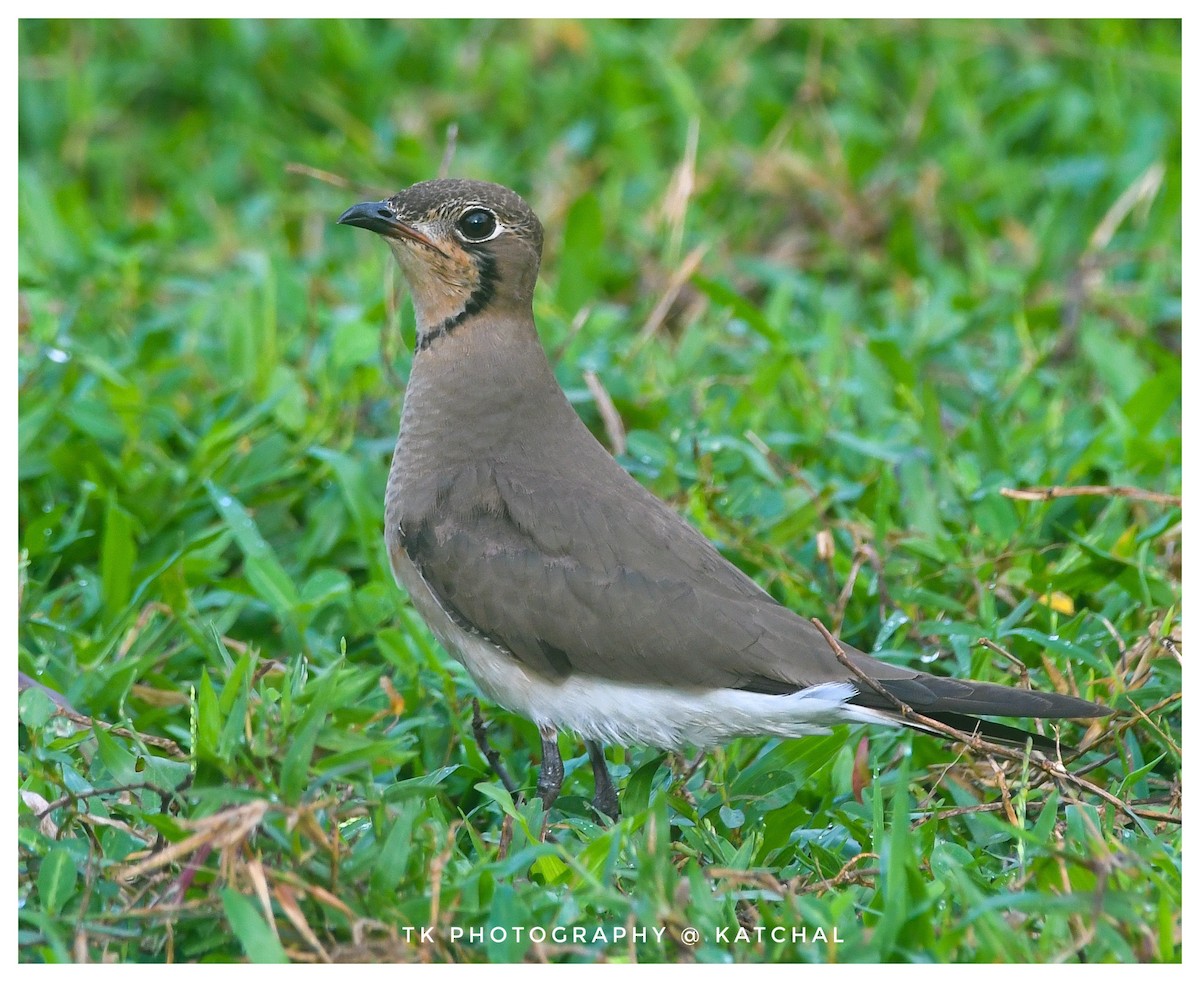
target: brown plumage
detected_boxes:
[339,179,1110,817]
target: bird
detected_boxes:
[338,178,1111,820]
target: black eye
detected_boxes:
[456,208,498,242]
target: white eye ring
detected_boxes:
[455,206,504,243]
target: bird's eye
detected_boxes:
[456,208,498,242]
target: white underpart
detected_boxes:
[459,629,898,748]
[390,547,900,750]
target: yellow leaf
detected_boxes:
[1038,591,1075,615]
[380,677,405,717]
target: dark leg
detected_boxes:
[536,726,564,811]
[471,699,518,796]
[586,739,620,820]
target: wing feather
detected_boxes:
[399,458,1108,722]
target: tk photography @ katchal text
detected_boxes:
[397,924,846,947]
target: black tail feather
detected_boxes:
[870,676,1110,720]
[910,710,1063,753]
[847,675,1111,754]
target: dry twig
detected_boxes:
[582,369,627,456]
[1000,484,1180,507]
[810,618,1143,829]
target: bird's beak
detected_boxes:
[337,200,442,253]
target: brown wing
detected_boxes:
[399,459,795,690]
[400,458,1107,721]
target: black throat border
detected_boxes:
[416,250,499,353]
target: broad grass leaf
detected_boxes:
[37,845,78,916]
[220,889,288,964]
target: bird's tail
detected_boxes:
[848,675,1111,753]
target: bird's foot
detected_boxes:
[586,739,620,821]
[536,726,564,811]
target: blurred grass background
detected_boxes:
[18,19,1180,963]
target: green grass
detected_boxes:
[18,19,1180,963]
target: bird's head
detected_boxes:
[339,179,543,350]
